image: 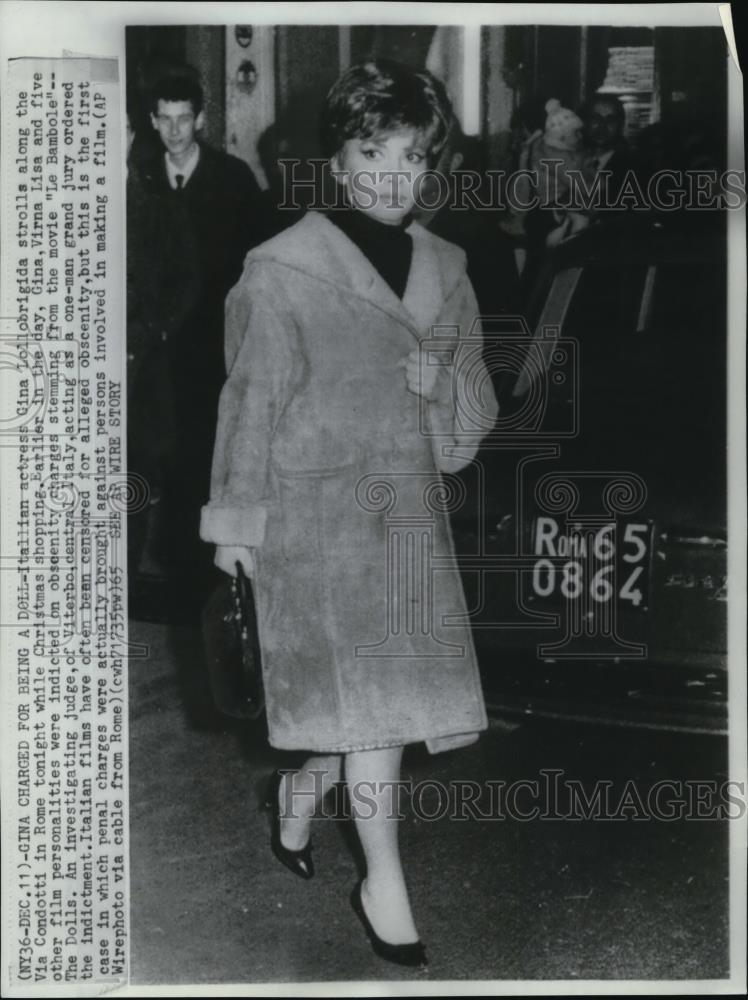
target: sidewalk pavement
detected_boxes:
[128,620,729,986]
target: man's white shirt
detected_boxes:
[165,143,201,189]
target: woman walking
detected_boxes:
[200,59,498,968]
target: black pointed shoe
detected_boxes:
[266,770,315,880]
[350,882,428,969]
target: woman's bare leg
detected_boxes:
[345,745,419,945]
[278,754,342,851]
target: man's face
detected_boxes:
[586,100,623,152]
[332,129,430,225]
[151,99,203,159]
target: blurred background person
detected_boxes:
[126,99,200,610]
[512,98,589,303]
[581,94,637,197]
[415,117,519,318]
[140,71,277,612]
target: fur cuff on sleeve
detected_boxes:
[199,503,267,546]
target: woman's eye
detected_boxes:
[408,152,426,163]
[361,148,380,160]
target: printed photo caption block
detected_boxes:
[1,57,128,991]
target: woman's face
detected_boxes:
[333,128,430,225]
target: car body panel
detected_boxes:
[451,222,728,733]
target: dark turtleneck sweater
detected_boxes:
[326,206,413,300]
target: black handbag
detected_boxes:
[201,562,265,720]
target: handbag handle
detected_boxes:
[234,559,249,606]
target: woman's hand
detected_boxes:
[399,349,442,401]
[214,545,255,578]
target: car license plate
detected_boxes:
[525,517,653,612]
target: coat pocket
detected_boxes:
[272,461,356,566]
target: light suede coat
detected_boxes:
[201,211,498,754]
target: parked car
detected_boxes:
[451,218,728,734]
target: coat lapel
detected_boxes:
[401,222,449,334]
[248,212,465,342]
[308,213,451,339]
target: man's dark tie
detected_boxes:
[175,174,184,190]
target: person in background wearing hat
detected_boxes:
[520,98,589,302]
[526,98,590,245]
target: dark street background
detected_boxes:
[128,620,730,985]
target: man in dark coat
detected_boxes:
[126,109,200,589]
[581,94,647,214]
[140,73,274,607]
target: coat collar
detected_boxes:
[249,211,465,339]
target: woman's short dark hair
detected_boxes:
[150,73,204,116]
[320,59,453,161]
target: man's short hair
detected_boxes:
[319,59,453,162]
[150,73,204,116]
[583,93,626,127]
